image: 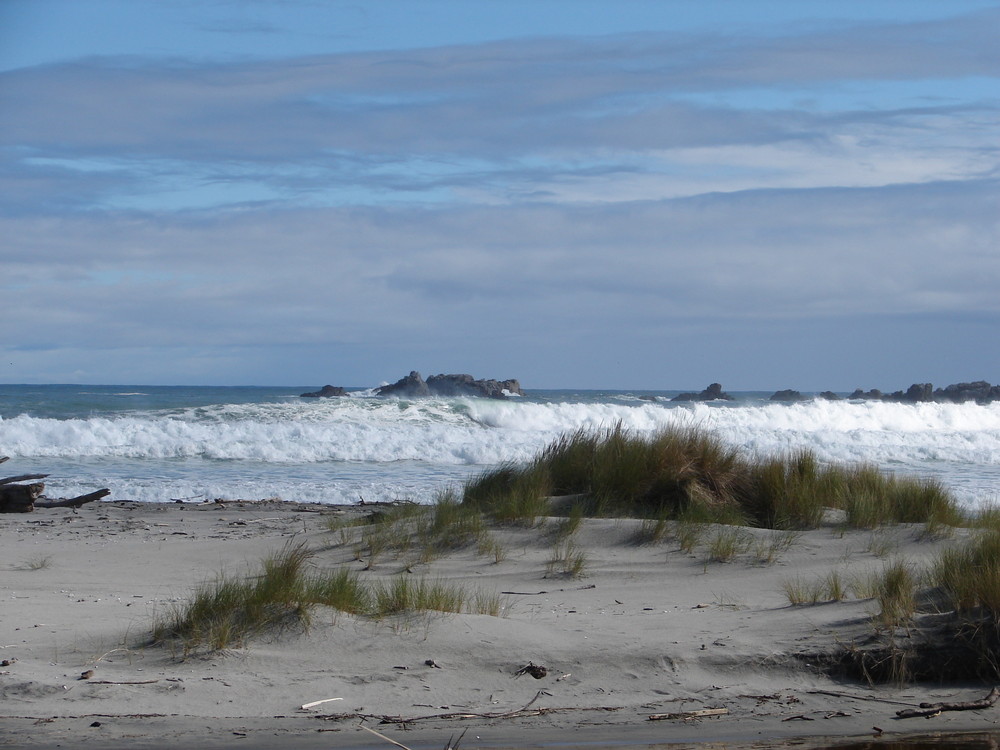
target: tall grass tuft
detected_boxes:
[841,466,962,529]
[934,530,1000,616]
[463,462,551,526]
[742,451,834,529]
[152,542,315,655]
[545,540,588,578]
[417,489,487,552]
[874,559,918,629]
[370,577,467,618]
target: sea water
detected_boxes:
[1,384,998,508]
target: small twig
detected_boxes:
[648,707,727,721]
[357,723,413,750]
[89,680,159,685]
[806,689,920,707]
[93,648,131,663]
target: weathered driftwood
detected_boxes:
[0,457,109,512]
[35,489,111,509]
[0,482,45,513]
[0,473,49,485]
[896,686,1000,719]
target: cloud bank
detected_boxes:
[1,7,998,388]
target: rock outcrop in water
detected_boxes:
[848,381,1000,404]
[374,371,430,398]
[934,381,1000,403]
[426,373,523,399]
[374,371,523,399]
[300,385,347,398]
[300,372,523,399]
[769,389,808,402]
[670,383,734,402]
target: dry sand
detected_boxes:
[2,499,1000,749]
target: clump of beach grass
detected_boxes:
[152,542,315,655]
[848,567,883,600]
[751,530,799,565]
[345,490,489,568]
[781,569,848,606]
[370,577,466,618]
[934,530,1000,617]
[631,514,671,546]
[459,423,964,533]
[706,526,752,563]
[476,533,508,564]
[545,540,588,578]
[742,451,836,529]
[675,516,705,554]
[841,467,962,529]
[841,532,1000,684]
[151,542,508,656]
[463,462,551,526]
[873,559,918,629]
[549,502,585,542]
[415,489,487,553]
[14,554,54,571]
[865,530,899,558]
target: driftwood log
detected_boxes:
[896,686,1000,719]
[0,456,110,513]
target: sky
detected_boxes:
[1,1,998,390]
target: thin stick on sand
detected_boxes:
[357,723,414,750]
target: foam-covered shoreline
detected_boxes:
[4,395,1000,507]
[3,499,1000,748]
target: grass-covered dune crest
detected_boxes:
[460,423,963,530]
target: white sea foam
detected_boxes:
[3,397,998,505]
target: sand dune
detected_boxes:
[2,500,999,749]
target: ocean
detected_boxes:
[1,384,999,509]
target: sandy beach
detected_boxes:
[3,499,1000,749]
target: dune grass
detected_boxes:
[545,540,588,578]
[151,542,507,656]
[706,526,753,563]
[844,534,1000,683]
[460,423,964,532]
[781,570,848,606]
[935,531,1000,615]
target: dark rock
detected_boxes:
[671,383,734,402]
[905,383,934,402]
[426,373,523,399]
[818,391,842,401]
[300,385,346,398]
[374,371,523,399]
[934,381,1000,404]
[769,389,808,403]
[374,371,430,398]
[849,388,884,400]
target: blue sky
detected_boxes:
[1,1,998,389]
